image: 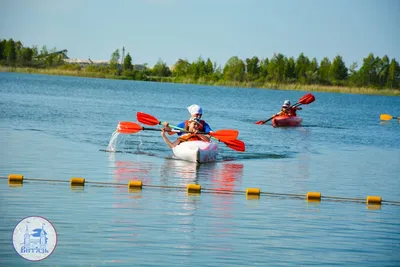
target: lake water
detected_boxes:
[1,72,399,266]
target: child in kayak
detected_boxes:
[162,104,212,135]
[161,118,211,148]
[280,100,302,116]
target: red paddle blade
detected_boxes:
[298,93,312,103]
[137,112,160,126]
[210,129,239,140]
[299,93,315,105]
[117,121,143,134]
[255,120,265,125]
[223,139,245,152]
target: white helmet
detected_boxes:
[187,104,203,115]
[282,100,290,108]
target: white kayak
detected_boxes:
[172,141,219,163]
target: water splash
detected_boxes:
[106,131,120,152]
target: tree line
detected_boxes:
[1,38,399,89]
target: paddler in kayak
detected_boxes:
[280,100,302,116]
[162,104,212,136]
[161,118,211,148]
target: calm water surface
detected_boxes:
[1,72,399,266]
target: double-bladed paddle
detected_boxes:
[136,112,246,152]
[117,121,239,141]
[255,93,316,125]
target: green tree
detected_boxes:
[31,45,39,58]
[386,58,400,89]
[152,58,171,77]
[123,53,133,71]
[267,53,286,83]
[14,41,23,61]
[259,58,269,81]
[377,55,390,87]
[4,39,17,64]
[40,45,48,56]
[295,53,310,84]
[110,49,120,75]
[358,53,378,86]
[199,57,207,76]
[330,55,348,85]
[187,62,198,78]
[305,57,319,84]
[172,59,190,77]
[348,62,360,86]
[0,39,6,61]
[223,56,245,82]
[284,57,296,83]
[245,56,260,81]
[183,57,206,79]
[20,47,33,63]
[319,57,331,84]
[205,58,214,75]
[210,62,223,81]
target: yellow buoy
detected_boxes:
[128,180,143,189]
[246,188,261,196]
[8,174,24,184]
[70,177,85,186]
[187,184,201,193]
[366,196,382,205]
[306,192,321,201]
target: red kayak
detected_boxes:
[272,115,302,127]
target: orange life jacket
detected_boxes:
[178,133,203,142]
[287,109,297,116]
[281,107,297,116]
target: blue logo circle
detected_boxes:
[12,216,57,261]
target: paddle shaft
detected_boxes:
[143,126,212,135]
[162,123,224,141]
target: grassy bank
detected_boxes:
[1,66,399,96]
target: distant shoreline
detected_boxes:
[1,66,399,96]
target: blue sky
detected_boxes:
[1,0,398,68]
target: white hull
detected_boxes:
[172,141,219,163]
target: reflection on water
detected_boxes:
[208,163,244,248]
[159,158,203,184]
[210,163,244,191]
[106,151,247,255]
[159,159,245,191]
[113,161,154,184]
[107,153,246,192]
[379,120,400,125]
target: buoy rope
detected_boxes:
[1,176,399,205]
